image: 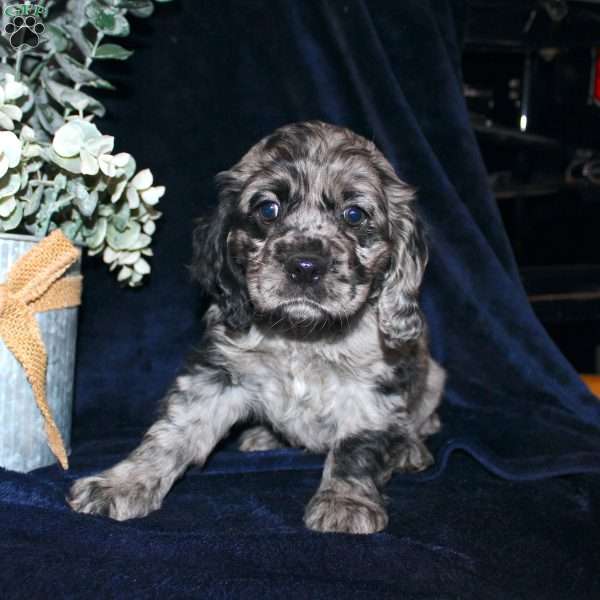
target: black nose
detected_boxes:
[286,255,327,285]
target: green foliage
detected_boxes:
[0,0,174,286]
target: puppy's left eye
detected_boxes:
[257,200,280,222]
[342,206,367,226]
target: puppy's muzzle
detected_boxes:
[285,254,328,286]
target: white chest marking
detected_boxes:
[229,321,392,452]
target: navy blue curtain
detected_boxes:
[2,1,600,597]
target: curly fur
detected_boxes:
[69,121,445,534]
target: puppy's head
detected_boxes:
[192,121,427,347]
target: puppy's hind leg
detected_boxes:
[238,425,286,452]
[413,358,445,438]
[393,437,434,473]
[69,372,251,521]
[393,358,446,474]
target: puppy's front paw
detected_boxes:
[304,490,388,534]
[68,473,162,521]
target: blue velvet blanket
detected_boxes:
[1,1,599,597]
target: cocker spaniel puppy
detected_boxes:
[69,121,445,534]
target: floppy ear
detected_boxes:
[377,174,428,348]
[189,171,253,330]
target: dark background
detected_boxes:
[463,0,600,373]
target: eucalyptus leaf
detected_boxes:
[35,104,65,135]
[133,257,150,274]
[129,232,151,250]
[55,53,98,84]
[85,2,118,28]
[86,3,130,37]
[117,265,133,282]
[87,245,104,256]
[68,180,98,216]
[44,77,106,116]
[19,170,28,190]
[45,24,69,53]
[110,176,128,203]
[28,59,48,84]
[106,220,141,250]
[0,196,17,217]
[117,154,136,179]
[0,201,23,231]
[142,220,155,235]
[83,189,99,216]
[130,5,154,18]
[98,204,114,217]
[140,185,164,205]
[43,77,69,107]
[120,250,140,265]
[62,23,94,57]
[111,14,130,37]
[59,220,81,240]
[0,174,22,199]
[0,111,14,130]
[0,63,15,79]
[83,216,108,248]
[35,86,50,104]
[43,185,60,205]
[112,200,131,231]
[23,185,43,216]
[86,79,117,91]
[20,90,35,114]
[49,194,75,216]
[103,245,119,263]
[129,272,143,286]
[23,219,43,236]
[54,173,68,190]
[94,43,133,60]
[67,177,90,200]
[47,147,82,174]
[24,159,44,174]
[65,0,93,27]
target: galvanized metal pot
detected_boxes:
[0,233,80,472]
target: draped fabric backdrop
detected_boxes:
[1,2,599,598]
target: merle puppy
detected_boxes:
[69,121,445,534]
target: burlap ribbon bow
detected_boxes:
[0,230,82,470]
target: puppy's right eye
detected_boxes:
[257,200,280,223]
